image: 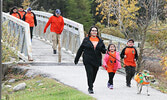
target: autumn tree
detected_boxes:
[95,0,140,38]
[136,0,167,71]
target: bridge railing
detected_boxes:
[101,33,140,52]
[2,12,32,61]
[32,10,84,54]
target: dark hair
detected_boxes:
[10,6,17,15]
[107,43,116,51]
[127,39,134,43]
[88,26,99,37]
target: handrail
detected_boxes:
[101,33,140,52]
[2,12,32,61]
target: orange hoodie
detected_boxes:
[44,15,64,34]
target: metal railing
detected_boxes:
[101,33,140,52]
[2,12,32,61]
[32,10,84,54]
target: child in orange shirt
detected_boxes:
[120,39,138,87]
[102,44,121,89]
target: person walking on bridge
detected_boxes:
[18,6,26,19]
[44,9,64,63]
[23,7,37,41]
[74,26,106,94]
[10,6,21,19]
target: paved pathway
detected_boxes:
[25,38,167,100]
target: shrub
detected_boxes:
[146,21,167,52]
[2,21,19,63]
[101,27,125,38]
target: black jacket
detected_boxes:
[120,46,138,60]
[74,36,106,67]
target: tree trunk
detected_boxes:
[137,30,147,72]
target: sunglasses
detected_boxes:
[91,30,97,32]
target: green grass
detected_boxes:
[2,76,96,100]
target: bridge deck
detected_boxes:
[32,38,78,64]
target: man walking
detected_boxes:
[44,9,64,63]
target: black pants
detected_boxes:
[85,64,99,90]
[30,27,33,40]
[125,66,136,85]
[108,72,115,85]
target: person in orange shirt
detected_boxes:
[74,26,106,94]
[102,44,121,89]
[18,6,26,19]
[10,6,21,19]
[23,7,37,40]
[44,9,64,62]
[120,39,138,87]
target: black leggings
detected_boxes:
[108,72,115,85]
[85,64,99,90]
[125,66,136,85]
[30,27,33,40]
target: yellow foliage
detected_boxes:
[95,0,140,27]
[165,71,167,76]
[96,7,99,11]
[161,56,167,76]
[22,0,30,9]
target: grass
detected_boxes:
[2,74,96,100]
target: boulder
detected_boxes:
[13,82,26,92]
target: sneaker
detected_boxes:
[109,85,113,89]
[53,50,57,54]
[88,88,94,94]
[127,84,131,87]
[107,83,110,88]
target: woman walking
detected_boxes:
[74,26,106,94]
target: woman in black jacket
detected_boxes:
[74,26,106,94]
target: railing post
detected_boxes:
[0,0,2,99]
[117,42,120,52]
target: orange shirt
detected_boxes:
[11,13,21,19]
[25,12,35,27]
[124,48,136,67]
[89,36,99,49]
[18,11,25,19]
[44,16,64,34]
[107,52,116,73]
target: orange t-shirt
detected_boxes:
[107,52,116,73]
[89,37,99,49]
[11,13,20,19]
[25,12,35,27]
[18,11,25,19]
[124,48,136,67]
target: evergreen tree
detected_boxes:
[66,0,94,32]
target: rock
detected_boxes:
[5,85,12,88]
[8,79,16,83]
[36,80,42,83]
[13,83,26,92]
[38,83,43,86]
[25,70,40,78]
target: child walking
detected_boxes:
[120,39,138,87]
[102,44,121,89]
